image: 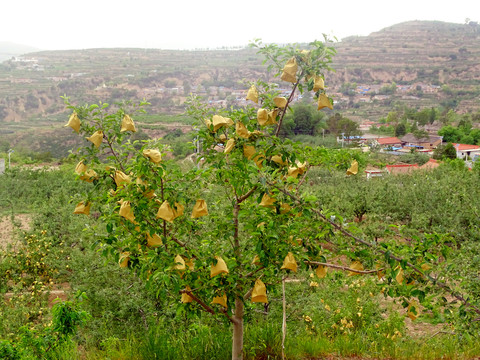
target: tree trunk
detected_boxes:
[232,298,244,360]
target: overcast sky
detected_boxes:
[1,0,478,50]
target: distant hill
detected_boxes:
[1,20,480,157]
[0,42,39,62]
[332,20,480,86]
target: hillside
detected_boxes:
[1,20,480,156]
[333,21,480,85]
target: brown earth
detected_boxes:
[0,214,31,249]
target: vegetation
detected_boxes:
[2,33,480,359]
[1,150,480,358]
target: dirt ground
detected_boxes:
[0,214,31,249]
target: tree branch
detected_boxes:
[181,289,237,324]
[306,261,383,275]
[272,183,480,316]
[274,78,301,137]
[104,133,126,172]
[237,186,258,204]
[295,164,311,191]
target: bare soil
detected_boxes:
[0,214,31,249]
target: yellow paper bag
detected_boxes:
[266,110,278,125]
[157,201,175,222]
[281,57,298,83]
[82,169,98,182]
[73,201,91,215]
[395,266,404,284]
[186,258,195,271]
[407,302,418,321]
[136,177,155,198]
[316,265,328,278]
[348,261,364,276]
[146,233,163,247]
[121,114,136,132]
[289,236,302,246]
[173,202,185,220]
[181,286,193,303]
[86,130,103,148]
[346,160,358,176]
[224,138,235,154]
[243,146,264,168]
[75,160,87,175]
[119,200,135,223]
[259,193,275,208]
[313,75,325,92]
[252,278,268,303]
[212,115,234,132]
[376,262,385,280]
[76,161,97,182]
[212,293,227,308]
[174,254,186,271]
[280,203,291,214]
[119,252,130,268]
[273,97,288,108]
[288,167,300,179]
[243,145,256,160]
[287,162,306,178]
[281,252,298,272]
[210,256,229,277]
[246,85,259,103]
[421,263,431,271]
[136,177,150,189]
[317,94,333,110]
[271,155,288,167]
[191,199,208,218]
[114,170,131,187]
[65,112,81,133]
[204,118,212,129]
[236,121,250,139]
[257,108,268,126]
[143,149,162,164]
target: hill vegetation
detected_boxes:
[1,21,480,158]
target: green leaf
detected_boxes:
[412,289,426,303]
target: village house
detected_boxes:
[419,158,440,170]
[372,136,402,149]
[401,134,443,150]
[452,143,480,160]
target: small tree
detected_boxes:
[395,123,406,137]
[443,142,458,160]
[64,40,339,359]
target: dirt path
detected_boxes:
[4,285,70,307]
[0,214,31,249]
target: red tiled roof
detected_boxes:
[452,143,480,151]
[420,158,440,170]
[377,137,402,145]
[385,164,419,174]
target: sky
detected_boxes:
[1,0,479,51]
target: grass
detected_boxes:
[1,165,480,359]
[135,113,195,125]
